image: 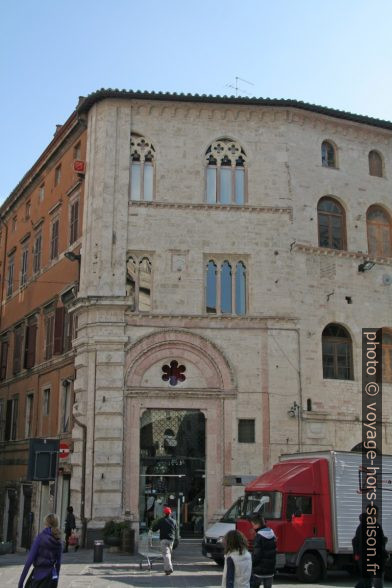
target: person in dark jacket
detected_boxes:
[63,506,77,553]
[18,513,62,588]
[151,506,177,575]
[249,514,277,588]
[352,508,388,588]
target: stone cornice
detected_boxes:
[129,200,293,218]
[125,315,298,329]
[125,387,236,398]
[293,242,392,265]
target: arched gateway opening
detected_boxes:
[124,330,236,539]
[140,409,205,536]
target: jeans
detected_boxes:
[250,575,273,588]
[160,539,173,572]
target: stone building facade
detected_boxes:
[71,91,391,544]
[0,114,86,548]
[1,90,391,548]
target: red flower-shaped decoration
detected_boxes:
[162,361,186,386]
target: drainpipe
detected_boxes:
[73,415,87,547]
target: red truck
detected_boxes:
[236,451,392,582]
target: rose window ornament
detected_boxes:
[162,361,186,386]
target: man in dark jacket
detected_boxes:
[151,506,177,575]
[64,506,76,553]
[352,508,388,588]
[249,514,277,588]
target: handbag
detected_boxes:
[68,530,79,546]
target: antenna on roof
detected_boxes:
[225,76,254,97]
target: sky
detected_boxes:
[1,0,392,202]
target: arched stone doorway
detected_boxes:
[123,330,236,537]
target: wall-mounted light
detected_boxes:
[65,251,81,262]
[288,401,301,418]
[358,261,375,273]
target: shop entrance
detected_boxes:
[139,409,205,537]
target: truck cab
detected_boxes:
[236,458,332,582]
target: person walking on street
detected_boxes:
[151,506,177,575]
[249,514,277,588]
[352,507,388,588]
[63,506,77,553]
[18,513,62,588]
[221,529,252,588]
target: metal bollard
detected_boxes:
[93,539,104,563]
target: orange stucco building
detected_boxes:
[0,111,86,549]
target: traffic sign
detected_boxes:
[59,442,70,460]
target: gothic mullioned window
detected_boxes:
[126,255,152,311]
[130,134,155,201]
[205,139,247,204]
[367,205,392,257]
[206,259,246,315]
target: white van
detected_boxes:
[202,496,244,565]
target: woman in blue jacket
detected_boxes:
[18,513,62,588]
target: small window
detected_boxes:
[0,336,9,380]
[69,199,79,244]
[50,219,59,260]
[238,419,255,443]
[286,495,312,518]
[321,140,336,168]
[25,394,34,438]
[7,254,15,297]
[205,139,247,204]
[13,325,23,375]
[43,389,50,416]
[33,233,42,274]
[369,151,383,177]
[20,246,29,287]
[44,311,55,360]
[54,165,61,186]
[25,201,31,220]
[367,206,392,257]
[73,142,81,160]
[12,216,17,232]
[39,184,45,202]
[322,323,353,380]
[130,135,155,201]
[317,197,346,250]
[4,397,18,441]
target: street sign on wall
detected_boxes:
[27,438,59,481]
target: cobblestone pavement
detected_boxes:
[1,540,392,588]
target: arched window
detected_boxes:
[383,329,392,383]
[369,150,383,177]
[206,139,247,205]
[318,197,346,250]
[321,140,336,168]
[205,259,247,315]
[130,135,155,201]
[367,205,392,257]
[322,324,353,380]
[126,255,152,311]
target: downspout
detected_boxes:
[73,415,87,547]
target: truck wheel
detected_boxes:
[297,553,323,583]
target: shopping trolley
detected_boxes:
[138,530,162,570]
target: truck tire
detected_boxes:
[297,552,323,583]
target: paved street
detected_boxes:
[1,540,392,588]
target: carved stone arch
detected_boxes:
[124,329,235,391]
